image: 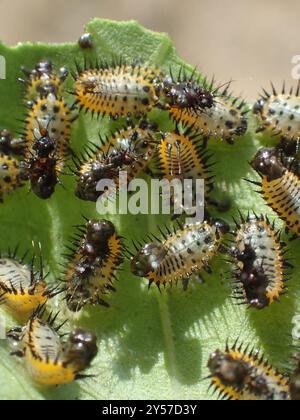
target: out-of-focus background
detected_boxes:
[0,0,299,101]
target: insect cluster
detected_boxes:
[0,36,300,399]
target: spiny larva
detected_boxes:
[250,147,300,237]
[74,122,159,202]
[229,213,290,309]
[18,60,68,101]
[62,219,124,312]
[130,219,229,290]
[253,81,300,155]
[7,308,98,386]
[73,61,163,118]
[207,340,290,400]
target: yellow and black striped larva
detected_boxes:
[0,129,25,156]
[229,213,290,309]
[7,308,98,386]
[18,60,68,101]
[207,340,290,400]
[0,248,58,320]
[253,81,300,155]
[157,125,214,214]
[62,218,124,312]
[23,93,77,166]
[0,153,24,202]
[74,122,159,202]
[169,85,248,144]
[73,60,163,119]
[130,219,229,290]
[250,147,300,237]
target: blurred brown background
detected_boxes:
[0,0,299,101]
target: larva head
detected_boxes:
[63,329,98,372]
[163,77,215,111]
[131,243,167,277]
[212,219,230,236]
[208,349,249,388]
[20,60,68,98]
[32,135,56,158]
[251,148,285,180]
[33,60,68,83]
[83,220,115,259]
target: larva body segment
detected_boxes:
[170,96,248,144]
[230,214,288,309]
[158,129,214,206]
[208,342,290,400]
[250,148,300,237]
[23,93,76,166]
[8,311,98,386]
[0,154,24,201]
[73,64,163,118]
[0,254,52,320]
[63,219,123,312]
[18,60,68,101]
[131,220,229,289]
[74,124,158,202]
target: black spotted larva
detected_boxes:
[169,82,248,144]
[157,126,214,213]
[73,61,163,118]
[0,248,57,320]
[74,122,158,202]
[130,219,229,290]
[62,218,123,312]
[229,213,290,309]
[207,340,290,400]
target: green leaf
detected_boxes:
[0,18,299,400]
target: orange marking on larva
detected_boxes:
[63,219,124,312]
[230,214,288,309]
[158,130,214,205]
[250,148,300,237]
[207,342,290,400]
